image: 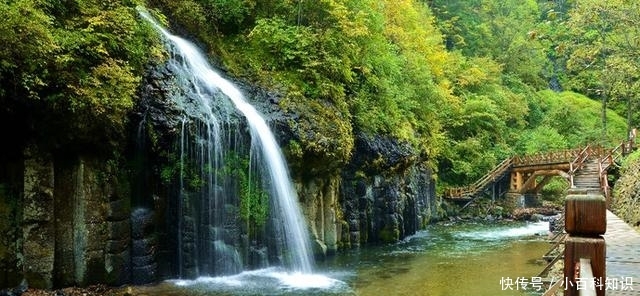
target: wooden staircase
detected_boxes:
[572,158,601,190]
[444,157,512,201]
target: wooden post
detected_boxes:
[569,162,575,188]
[563,236,605,296]
[510,171,521,192]
[565,194,606,235]
[564,193,607,296]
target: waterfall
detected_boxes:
[138,10,314,275]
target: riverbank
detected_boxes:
[20,285,117,296]
[451,201,562,223]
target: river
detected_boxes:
[125,220,550,296]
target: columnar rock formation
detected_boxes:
[0,149,131,289]
[0,57,439,290]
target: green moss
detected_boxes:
[159,152,179,185]
[283,92,354,165]
[284,140,303,160]
[379,226,399,243]
[354,170,367,179]
[0,183,19,287]
[0,186,12,257]
[222,152,269,231]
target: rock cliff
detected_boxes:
[0,57,439,289]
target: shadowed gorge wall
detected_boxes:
[4,148,131,289]
[0,50,438,289]
[295,133,438,255]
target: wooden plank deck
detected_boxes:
[604,210,640,295]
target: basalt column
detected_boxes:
[23,147,55,289]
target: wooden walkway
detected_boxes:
[605,210,640,295]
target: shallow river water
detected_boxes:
[127,221,550,296]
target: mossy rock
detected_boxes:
[612,152,640,228]
[379,226,400,243]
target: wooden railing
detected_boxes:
[445,157,512,198]
[569,145,591,188]
[598,140,632,199]
[600,141,626,173]
[578,258,597,296]
[513,148,584,167]
[537,232,567,278]
[444,139,636,200]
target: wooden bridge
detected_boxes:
[444,137,638,295]
[444,140,636,207]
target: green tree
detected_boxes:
[563,0,640,143]
[429,0,548,88]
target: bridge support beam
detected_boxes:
[503,191,540,208]
[510,171,527,192]
[509,169,573,205]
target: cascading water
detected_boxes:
[138,9,313,277]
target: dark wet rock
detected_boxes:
[248,246,268,269]
[132,238,157,257]
[131,209,155,240]
[107,199,130,221]
[0,279,27,296]
[22,148,55,289]
[130,209,157,285]
[349,133,417,172]
[290,131,438,254]
[512,207,561,221]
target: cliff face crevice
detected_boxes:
[338,134,437,246]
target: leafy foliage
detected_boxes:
[147,0,634,191]
[0,0,162,152]
[552,0,640,138]
[612,150,640,228]
[430,0,548,88]
[222,152,269,233]
[533,90,627,147]
[153,0,459,169]
[1,0,635,198]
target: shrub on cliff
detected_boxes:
[612,150,640,229]
[0,0,162,153]
[150,0,457,171]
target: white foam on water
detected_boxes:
[456,221,549,240]
[267,271,342,289]
[167,268,347,292]
[170,274,244,287]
